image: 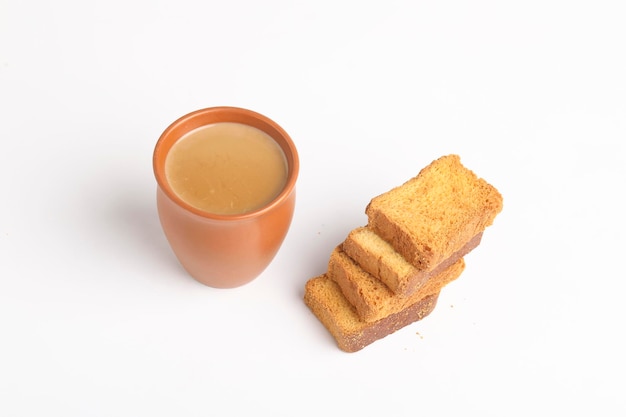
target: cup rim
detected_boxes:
[153,106,299,221]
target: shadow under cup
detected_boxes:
[153,107,299,288]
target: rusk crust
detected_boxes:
[342,226,482,296]
[365,154,502,270]
[329,246,465,322]
[304,275,439,353]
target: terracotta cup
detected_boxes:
[153,107,299,288]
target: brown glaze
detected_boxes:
[153,107,299,288]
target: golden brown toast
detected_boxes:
[304,275,439,353]
[366,154,502,270]
[329,245,465,322]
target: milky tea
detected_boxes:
[165,122,288,215]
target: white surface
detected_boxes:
[1,1,625,415]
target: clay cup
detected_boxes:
[153,107,299,288]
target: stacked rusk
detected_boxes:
[304,155,503,352]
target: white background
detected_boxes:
[1,1,625,415]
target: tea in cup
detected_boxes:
[153,107,299,288]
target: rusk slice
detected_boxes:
[329,245,465,322]
[304,274,439,353]
[365,154,503,270]
[342,226,482,296]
